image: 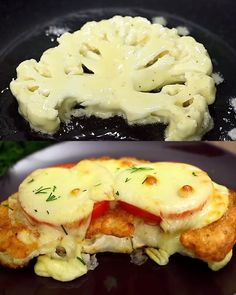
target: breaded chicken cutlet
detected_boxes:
[0,157,235,281]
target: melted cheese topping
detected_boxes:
[35,243,87,282]
[15,159,231,281]
[10,16,216,140]
[115,162,213,217]
[19,161,114,226]
[159,182,229,232]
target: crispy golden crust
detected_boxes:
[0,196,38,268]
[86,207,135,239]
[180,190,236,262]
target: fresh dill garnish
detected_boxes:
[125,178,131,183]
[82,189,87,192]
[28,178,34,183]
[115,191,119,196]
[192,172,197,176]
[77,256,86,265]
[34,209,38,212]
[61,225,68,235]
[52,185,57,192]
[142,177,147,184]
[2,204,14,211]
[33,186,51,194]
[46,192,60,202]
[46,210,50,215]
[128,166,154,174]
[94,183,101,187]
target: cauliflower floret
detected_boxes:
[10,15,216,140]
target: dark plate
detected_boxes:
[0,2,236,140]
[0,142,236,295]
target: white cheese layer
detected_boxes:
[10,15,215,140]
[35,244,88,282]
[19,161,114,226]
[115,162,214,217]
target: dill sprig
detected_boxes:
[77,256,86,265]
[61,225,68,235]
[46,192,60,202]
[34,186,51,194]
[128,166,154,174]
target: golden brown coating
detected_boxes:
[86,207,135,239]
[180,190,236,262]
[0,195,38,268]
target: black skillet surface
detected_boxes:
[0,1,236,140]
[0,142,236,295]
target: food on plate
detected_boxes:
[10,16,216,140]
[0,157,233,282]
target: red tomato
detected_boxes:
[53,163,77,168]
[91,201,110,220]
[119,201,162,224]
[163,201,206,219]
[52,162,109,220]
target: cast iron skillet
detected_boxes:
[0,0,236,140]
[0,142,236,295]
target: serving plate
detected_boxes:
[0,142,236,295]
[0,3,236,140]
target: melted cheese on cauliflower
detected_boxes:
[10,16,216,140]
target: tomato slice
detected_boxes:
[91,201,110,220]
[53,163,77,168]
[52,162,109,220]
[119,201,162,224]
[163,201,206,219]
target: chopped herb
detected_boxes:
[82,189,87,192]
[52,185,57,192]
[28,179,34,183]
[33,186,51,194]
[142,177,147,184]
[77,256,86,265]
[94,183,101,187]
[61,225,68,235]
[46,192,60,202]
[128,166,154,174]
[192,172,197,176]
[125,178,131,183]
[46,210,49,215]
[2,204,13,211]
[116,167,120,171]
[34,209,38,212]
[115,191,119,196]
